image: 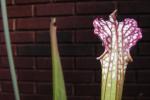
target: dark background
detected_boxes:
[0,0,150,100]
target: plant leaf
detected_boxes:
[50,18,67,100]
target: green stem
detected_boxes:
[50,18,67,100]
[0,1,20,100]
[100,51,125,100]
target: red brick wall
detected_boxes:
[0,0,150,100]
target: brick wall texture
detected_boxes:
[0,0,150,100]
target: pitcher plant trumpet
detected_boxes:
[93,10,142,100]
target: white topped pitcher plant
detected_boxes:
[93,10,142,100]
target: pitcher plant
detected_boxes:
[93,10,142,100]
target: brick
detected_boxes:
[117,15,138,22]
[76,1,115,15]
[16,18,50,30]
[16,44,50,56]
[17,70,94,83]
[7,0,12,5]
[139,15,150,28]
[0,31,35,43]
[137,97,150,100]
[123,84,138,96]
[36,57,51,69]
[36,83,73,95]
[78,0,100,1]
[64,71,95,83]
[139,43,150,55]
[36,83,52,95]
[137,84,150,97]
[69,96,93,100]
[122,97,135,100]
[124,70,136,83]
[129,57,150,69]
[15,0,50,4]
[17,44,95,57]
[1,82,34,94]
[17,70,51,82]
[0,19,15,31]
[75,84,99,96]
[0,57,35,69]
[57,31,75,43]
[123,84,150,100]
[142,29,150,41]
[21,94,51,100]
[35,31,50,43]
[57,16,76,29]
[95,44,106,57]
[35,3,74,16]
[0,45,8,56]
[59,44,95,56]
[119,1,150,14]
[16,44,95,57]
[54,0,76,2]
[0,44,17,56]
[0,94,14,100]
[8,5,32,18]
[75,29,99,43]
[35,31,74,43]
[95,70,101,83]
[75,57,99,70]
[137,70,150,83]
[0,69,11,80]
[74,16,93,29]
[57,16,93,29]
[36,57,74,69]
